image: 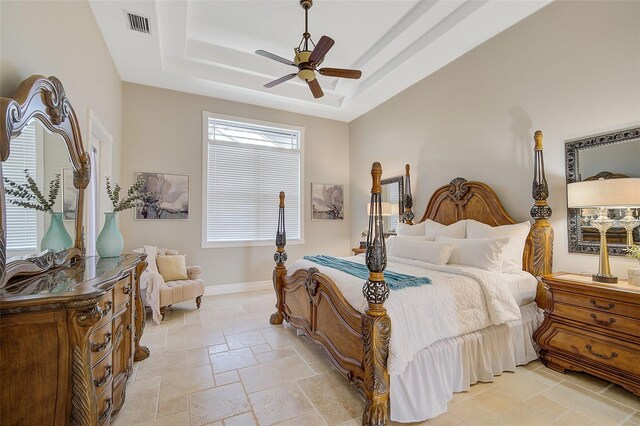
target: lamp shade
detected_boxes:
[367,202,393,216]
[567,178,640,208]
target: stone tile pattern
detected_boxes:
[113,290,640,426]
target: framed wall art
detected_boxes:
[136,172,190,220]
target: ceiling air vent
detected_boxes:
[125,11,151,34]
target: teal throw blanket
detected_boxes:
[303,255,431,290]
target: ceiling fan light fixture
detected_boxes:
[298,69,316,81]
[256,0,361,99]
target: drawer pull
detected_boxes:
[585,344,618,360]
[101,301,112,316]
[590,314,615,326]
[590,299,615,310]
[94,364,112,388]
[91,332,112,352]
[98,398,112,423]
[122,284,132,294]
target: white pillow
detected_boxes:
[387,236,455,265]
[396,221,426,237]
[424,219,467,239]
[436,236,509,272]
[467,220,531,273]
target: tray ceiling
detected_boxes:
[89,0,550,122]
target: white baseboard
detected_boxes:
[204,280,272,296]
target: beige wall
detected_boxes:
[0,0,123,181]
[349,1,640,278]
[121,83,350,286]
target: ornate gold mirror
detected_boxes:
[1,75,90,285]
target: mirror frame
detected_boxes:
[0,75,90,285]
[565,125,640,256]
[381,175,404,235]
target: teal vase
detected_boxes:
[96,212,124,258]
[41,212,73,252]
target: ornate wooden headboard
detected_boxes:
[404,131,554,279]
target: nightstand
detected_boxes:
[351,247,367,255]
[534,273,640,396]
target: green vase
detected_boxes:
[41,212,73,252]
[96,212,124,258]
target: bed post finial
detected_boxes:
[270,191,287,325]
[362,162,391,426]
[524,130,554,284]
[403,164,414,225]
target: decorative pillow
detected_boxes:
[466,220,531,273]
[424,219,467,239]
[436,236,509,272]
[386,236,455,265]
[396,222,426,237]
[156,255,189,281]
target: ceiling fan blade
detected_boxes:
[318,68,362,79]
[264,73,298,88]
[308,36,335,63]
[307,78,324,98]
[255,50,296,67]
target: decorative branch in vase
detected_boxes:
[97,177,146,258]
[3,170,72,252]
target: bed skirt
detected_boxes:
[390,302,544,423]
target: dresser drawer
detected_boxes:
[93,350,113,394]
[547,324,640,375]
[90,322,113,367]
[97,380,113,425]
[113,276,132,313]
[554,290,640,320]
[94,291,114,329]
[554,303,640,338]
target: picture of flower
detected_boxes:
[311,183,344,220]
[135,172,189,220]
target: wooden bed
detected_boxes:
[269,131,554,426]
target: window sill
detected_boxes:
[201,239,305,249]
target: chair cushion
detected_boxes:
[159,279,205,307]
[157,255,189,281]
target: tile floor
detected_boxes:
[113,290,640,426]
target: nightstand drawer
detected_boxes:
[554,303,640,337]
[554,291,640,320]
[547,325,640,375]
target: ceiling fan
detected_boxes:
[256,0,362,99]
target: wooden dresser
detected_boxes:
[534,273,640,396]
[0,254,150,425]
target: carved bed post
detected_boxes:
[362,162,391,426]
[403,164,414,225]
[525,131,554,305]
[270,191,288,325]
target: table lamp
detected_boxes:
[567,178,640,283]
[367,202,393,216]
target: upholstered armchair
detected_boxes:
[133,246,205,323]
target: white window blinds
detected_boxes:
[204,114,302,245]
[4,122,38,252]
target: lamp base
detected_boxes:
[592,273,618,284]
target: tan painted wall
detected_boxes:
[349,1,640,278]
[0,0,123,182]
[120,83,350,286]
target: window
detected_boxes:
[203,112,303,247]
[4,121,41,254]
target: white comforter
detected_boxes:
[289,255,521,376]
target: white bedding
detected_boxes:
[501,270,538,306]
[289,255,522,376]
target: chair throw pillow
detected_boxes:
[156,255,189,281]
